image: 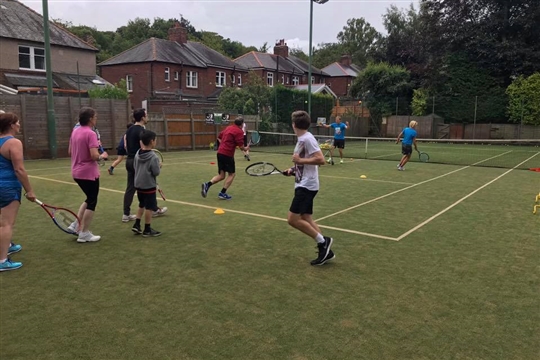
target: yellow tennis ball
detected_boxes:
[360,175,367,179]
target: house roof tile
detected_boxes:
[321,62,362,77]
[98,37,247,71]
[235,52,304,74]
[0,0,97,51]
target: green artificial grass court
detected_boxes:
[1,149,539,360]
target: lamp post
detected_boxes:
[42,0,57,158]
[307,0,328,118]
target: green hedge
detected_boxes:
[272,85,334,125]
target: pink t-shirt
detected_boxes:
[70,126,99,180]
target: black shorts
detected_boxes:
[289,187,318,215]
[402,144,413,155]
[333,139,345,149]
[74,178,100,211]
[117,146,127,156]
[243,135,248,147]
[136,189,158,211]
[217,153,235,174]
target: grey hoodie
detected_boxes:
[134,149,161,190]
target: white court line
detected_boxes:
[28,175,395,240]
[396,151,540,241]
[315,150,514,222]
[320,174,415,185]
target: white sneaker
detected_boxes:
[67,221,79,234]
[398,166,404,171]
[152,207,168,217]
[122,214,137,222]
[77,231,101,243]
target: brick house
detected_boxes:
[234,39,330,88]
[0,0,107,95]
[98,23,249,109]
[321,55,362,97]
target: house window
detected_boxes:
[267,72,274,87]
[165,67,170,82]
[292,76,299,85]
[19,46,45,71]
[231,74,236,84]
[281,75,284,84]
[216,71,226,87]
[186,71,198,88]
[174,71,179,81]
[238,74,242,86]
[311,76,315,84]
[126,75,133,93]
[286,77,289,85]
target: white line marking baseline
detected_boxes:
[314,151,513,222]
[28,175,396,240]
[396,152,540,241]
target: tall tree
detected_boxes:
[506,73,540,126]
[337,18,382,67]
[312,42,345,69]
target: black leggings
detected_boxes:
[74,178,100,211]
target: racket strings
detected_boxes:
[55,210,77,229]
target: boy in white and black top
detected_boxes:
[284,110,334,266]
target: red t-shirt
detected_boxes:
[217,125,244,157]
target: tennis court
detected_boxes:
[2,143,539,359]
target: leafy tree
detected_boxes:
[431,53,507,123]
[350,62,411,123]
[243,98,257,115]
[258,42,269,53]
[290,48,308,62]
[88,79,129,99]
[218,71,272,115]
[411,88,429,116]
[312,42,346,69]
[506,73,540,125]
[337,18,382,67]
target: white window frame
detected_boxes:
[231,74,236,84]
[18,45,45,71]
[292,76,299,85]
[238,74,242,86]
[174,71,179,81]
[126,75,133,93]
[281,75,284,84]
[216,71,226,87]
[165,67,170,82]
[286,76,289,85]
[186,71,198,88]
[267,72,274,87]
[311,76,315,84]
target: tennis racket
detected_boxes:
[417,150,430,162]
[32,197,80,235]
[245,162,291,176]
[94,127,108,166]
[152,149,166,201]
[248,131,260,146]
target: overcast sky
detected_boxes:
[21,0,419,52]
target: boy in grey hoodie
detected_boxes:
[132,130,162,237]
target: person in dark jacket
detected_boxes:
[131,130,162,237]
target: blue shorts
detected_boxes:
[0,187,22,208]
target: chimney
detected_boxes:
[273,39,289,58]
[339,54,352,66]
[168,22,188,44]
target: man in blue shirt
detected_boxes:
[395,120,418,171]
[319,116,349,164]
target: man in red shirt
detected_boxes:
[201,117,249,200]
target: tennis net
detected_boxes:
[250,131,540,170]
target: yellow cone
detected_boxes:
[360,175,367,179]
[214,208,225,215]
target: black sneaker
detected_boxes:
[131,224,142,235]
[142,228,162,237]
[310,236,334,266]
[325,250,335,262]
[201,183,209,198]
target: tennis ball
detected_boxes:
[360,175,367,179]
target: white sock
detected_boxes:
[0,258,7,263]
[315,233,325,244]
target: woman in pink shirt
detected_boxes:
[69,107,108,243]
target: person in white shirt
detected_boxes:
[242,122,250,161]
[284,110,334,266]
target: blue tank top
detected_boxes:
[0,136,22,188]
